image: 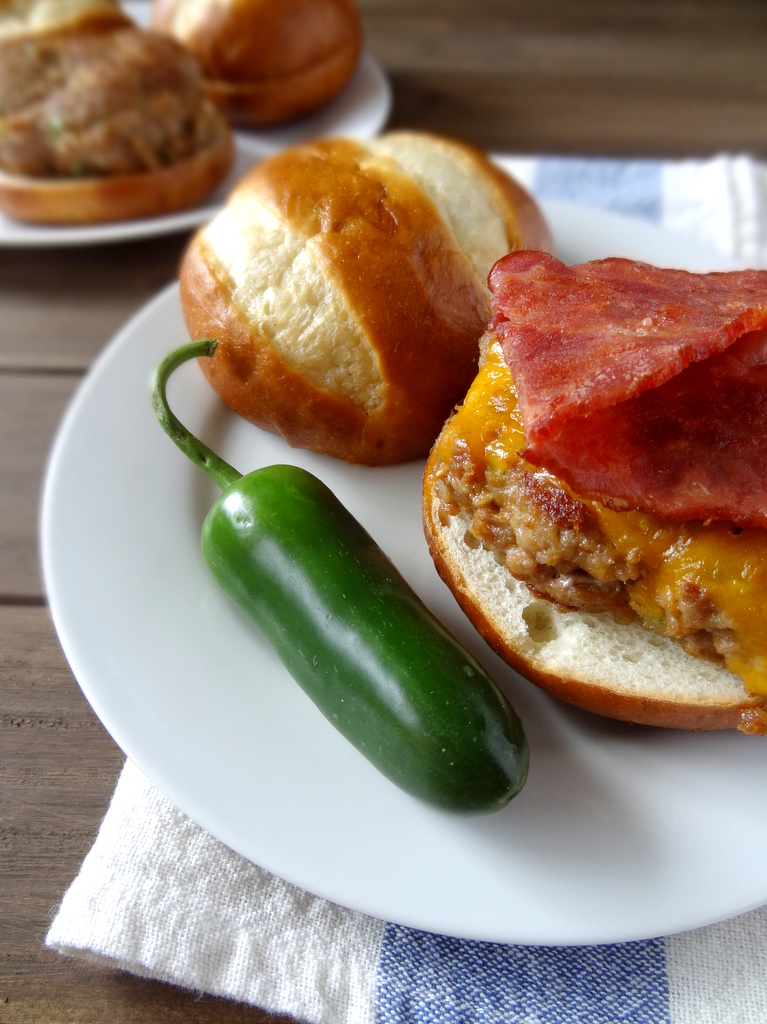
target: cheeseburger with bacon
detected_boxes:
[423,251,767,733]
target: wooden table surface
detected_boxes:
[2,2,766,1020]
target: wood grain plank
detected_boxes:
[364,17,767,86]
[358,0,767,155]
[0,235,189,372]
[357,0,767,33]
[0,605,295,1023]
[385,72,767,156]
[0,374,81,599]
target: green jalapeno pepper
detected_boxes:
[151,338,528,813]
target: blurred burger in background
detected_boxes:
[0,0,233,224]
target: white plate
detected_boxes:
[0,50,390,248]
[41,201,767,946]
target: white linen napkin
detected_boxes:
[47,760,767,1024]
[47,760,383,1023]
[499,152,767,267]
[47,152,767,1024]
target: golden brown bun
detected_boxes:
[0,0,131,39]
[0,112,233,224]
[150,0,362,126]
[423,435,767,735]
[179,131,553,465]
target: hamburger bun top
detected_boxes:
[180,131,553,464]
[150,0,363,125]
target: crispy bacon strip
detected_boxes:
[489,252,767,526]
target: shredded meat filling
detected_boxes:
[0,28,219,177]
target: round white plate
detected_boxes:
[0,51,390,248]
[41,201,767,946]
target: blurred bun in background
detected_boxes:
[150,0,363,126]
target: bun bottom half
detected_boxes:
[0,118,232,224]
[423,450,767,734]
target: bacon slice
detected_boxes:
[489,252,767,527]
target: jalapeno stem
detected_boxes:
[151,338,242,491]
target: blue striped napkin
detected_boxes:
[47,154,767,1023]
[504,153,767,266]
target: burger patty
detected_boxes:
[432,335,750,668]
[435,454,736,665]
[0,28,220,177]
[437,456,636,611]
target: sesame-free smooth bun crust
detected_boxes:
[0,114,232,224]
[182,132,552,465]
[151,0,362,125]
[201,44,360,126]
[423,434,767,735]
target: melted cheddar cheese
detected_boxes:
[436,346,767,695]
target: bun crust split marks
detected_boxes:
[423,251,767,734]
[180,131,553,466]
[151,0,363,126]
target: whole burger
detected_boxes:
[424,251,767,734]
